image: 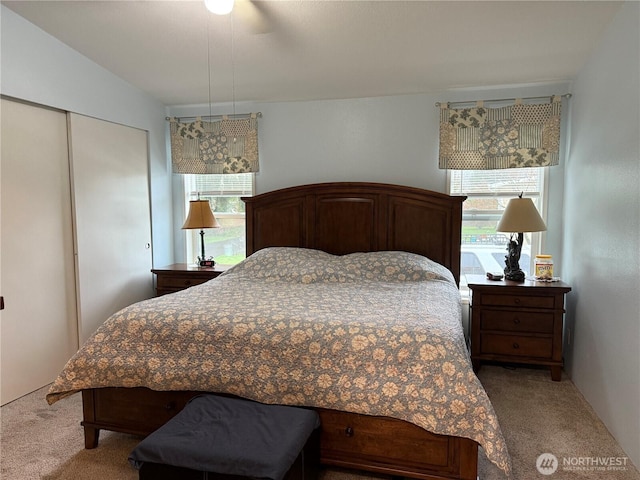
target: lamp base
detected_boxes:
[504,269,526,282]
[503,232,526,282]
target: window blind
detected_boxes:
[185,173,253,197]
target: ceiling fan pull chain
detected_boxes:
[231,12,237,142]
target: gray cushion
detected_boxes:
[129,395,320,480]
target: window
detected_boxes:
[449,168,546,291]
[184,173,254,266]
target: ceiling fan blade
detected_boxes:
[235,0,274,34]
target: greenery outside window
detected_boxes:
[184,173,254,266]
[449,168,546,293]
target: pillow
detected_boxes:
[221,247,348,283]
[338,250,455,284]
[222,247,454,285]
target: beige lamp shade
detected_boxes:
[496,197,547,233]
[182,200,221,230]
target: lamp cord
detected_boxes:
[207,16,212,119]
[231,10,236,118]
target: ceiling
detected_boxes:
[3,0,623,106]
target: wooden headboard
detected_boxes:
[243,182,466,284]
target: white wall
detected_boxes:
[169,82,571,262]
[0,5,173,267]
[563,1,640,467]
[3,2,568,270]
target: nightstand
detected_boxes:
[151,263,228,296]
[467,275,571,381]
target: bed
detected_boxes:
[46,182,511,480]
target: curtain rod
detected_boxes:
[165,112,262,122]
[435,93,571,108]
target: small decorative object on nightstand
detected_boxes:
[467,275,571,381]
[151,263,227,296]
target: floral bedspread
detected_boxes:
[47,247,511,476]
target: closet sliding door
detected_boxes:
[1,105,154,404]
[1,99,78,405]
[68,114,154,344]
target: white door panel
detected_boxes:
[68,114,154,344]
[1,99,78,405]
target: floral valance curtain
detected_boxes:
[170,113,259,174]
[438,96,562,170]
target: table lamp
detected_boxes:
[496,193,546,282]
[182,199,220,267]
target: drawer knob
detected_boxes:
[513,317,521,324]
[513,343,520,349]
[165,401,176,411]
[344,426,354,437]
[184,280,192,286]
[514,298,521,305]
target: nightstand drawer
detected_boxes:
[481,294,554,309]
[152,264,227,296]
[481,334,553,358]
[156,275,211,290]
[480,310,554,334]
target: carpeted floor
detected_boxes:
[1,365,638,479]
